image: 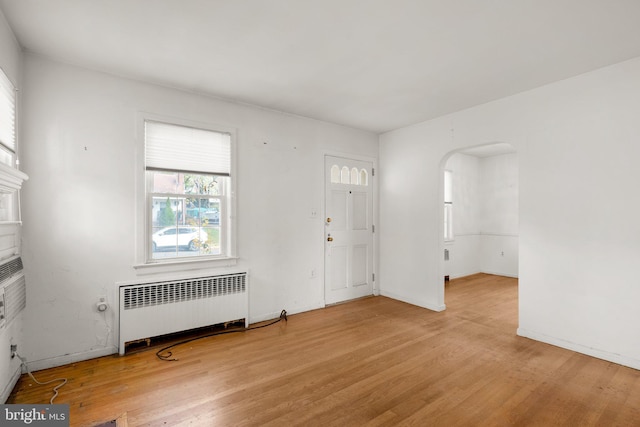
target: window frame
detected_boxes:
[0,67,27,225]
[444,169,453,242]
[134,113,237,272]
[0,66,17,168]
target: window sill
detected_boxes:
[134,256,238,275]
[0,163,28,194]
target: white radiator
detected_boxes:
[118,272,248,355]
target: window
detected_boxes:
[360,169,368,186]
[144,120,234,262]
[340,166,349,184]
[330,165,340,183]
[0,68,23,223]
[350,167,359,185]
[444,170,453,241]
[0,68,16,167]
[329,163,369,186]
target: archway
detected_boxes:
[439,142,519,304]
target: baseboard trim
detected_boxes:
[1,365,22,403]
[449,271,482,280]
[25,346,118,372]
[450,271,518,280]
[517,328,640,371]
[380,290,446,312]
[480,270,519,279]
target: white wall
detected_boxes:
[19,54,378,369]
[380,57,640,369]
[478,153,518,277]
[0,9,24,402]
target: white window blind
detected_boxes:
[0,68,16,155]
[145,120,231,176]
[444,170,453,204]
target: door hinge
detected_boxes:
[372,273,375,282]
[372,224,375,233]
[372,168,375,177]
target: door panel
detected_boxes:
[331,190,348,231]
[352,192,368,231]
[330,245,348,291]
[351,244,368,287]
[325,155,374,304]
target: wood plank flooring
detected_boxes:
[8,274,640,426]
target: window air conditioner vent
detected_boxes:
[0,256,22,284]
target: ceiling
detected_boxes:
[2,0,640,134]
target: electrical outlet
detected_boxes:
[10,344,17,359]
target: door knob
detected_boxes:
[326,217,332,223]
[327,236,333,242]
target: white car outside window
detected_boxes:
[152,226,208,252]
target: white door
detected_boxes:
[325,156,374,304]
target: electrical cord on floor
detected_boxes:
[156,309,288,361]
[14,352,68,404]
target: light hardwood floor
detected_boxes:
[8,274,640,426]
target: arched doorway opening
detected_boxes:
[439,142,519,305]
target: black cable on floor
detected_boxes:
[156,309,287,361]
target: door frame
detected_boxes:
[322,151,379,306]
[439,142,519,306]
